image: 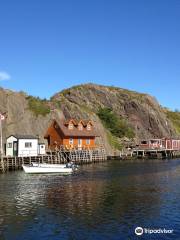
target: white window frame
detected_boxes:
[78,138,82,145]
[68,123,74,130]
[86,139,90,145]
[25,142,32,148]
[69,138,73,145]
[78,124,83,130]
[87,124,91,130]
[7,143,13,148]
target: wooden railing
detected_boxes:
[0,146,107,173]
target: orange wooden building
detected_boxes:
[44,119,97,150]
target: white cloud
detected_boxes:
[0,71,11,81]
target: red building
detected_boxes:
[139,138,180,150]
[44,119,98,150]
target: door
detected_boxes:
[166,140,171,150]
[78,138,82,149]
[13,141,18,156]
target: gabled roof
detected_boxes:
[64,119,78,126]
[7,134,39,140]
[81,120,93,126]
[64,119,93,127]
[45,120,99,138]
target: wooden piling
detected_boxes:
[0,145,107,173]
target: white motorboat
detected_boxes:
[32,163,67,168]
[22,162,77,174]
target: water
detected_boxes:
[1,159,180,240]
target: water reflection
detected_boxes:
[0,160,180,239]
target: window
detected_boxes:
[87,124,91,130]
[68,123,73,130]
[78,138,82,145]
[86,139,90,145]
[25,142,32,148]
[78,124,83,130]
[7,143,12,148]
[69,138,73,145]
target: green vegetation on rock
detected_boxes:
[107,131,122,150]
[166,110,180,134]
[51,99,61,109]
[97,107,135,139]
[1,83,177,155]
[26,96,50,116]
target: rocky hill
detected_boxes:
[0,84,179,154]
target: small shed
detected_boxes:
[38,143,46,155]
[139,138,180,151]
[6,135,39,157]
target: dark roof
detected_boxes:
[64,119,78,126]
[64,119,93,127]
[8,134,39,139]
[46,120,99,137]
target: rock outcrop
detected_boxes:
[0,84,178,155]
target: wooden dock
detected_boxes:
[132,148,180,159]
[107,148,180,160]
[0,146,107,173]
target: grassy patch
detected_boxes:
[166,110,180,134]
[97,107,135,139]
[26,96,50,116]
[107,131,122,150]
[51,99,61,109]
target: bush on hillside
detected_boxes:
[97,107,135,139]
[166,111,180,134]
[26,96,50,116]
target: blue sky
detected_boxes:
[0,0,180,110]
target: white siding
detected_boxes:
[38,144,46,155]
[6,136,17,157]
[18,139,38,157]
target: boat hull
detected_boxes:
[22,165,73,174]
[32,163,67,168]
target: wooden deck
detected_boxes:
[0,147,107,173]
[132,148,180,158]
[108,148,180,160]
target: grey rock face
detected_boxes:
[0,84,177,155]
